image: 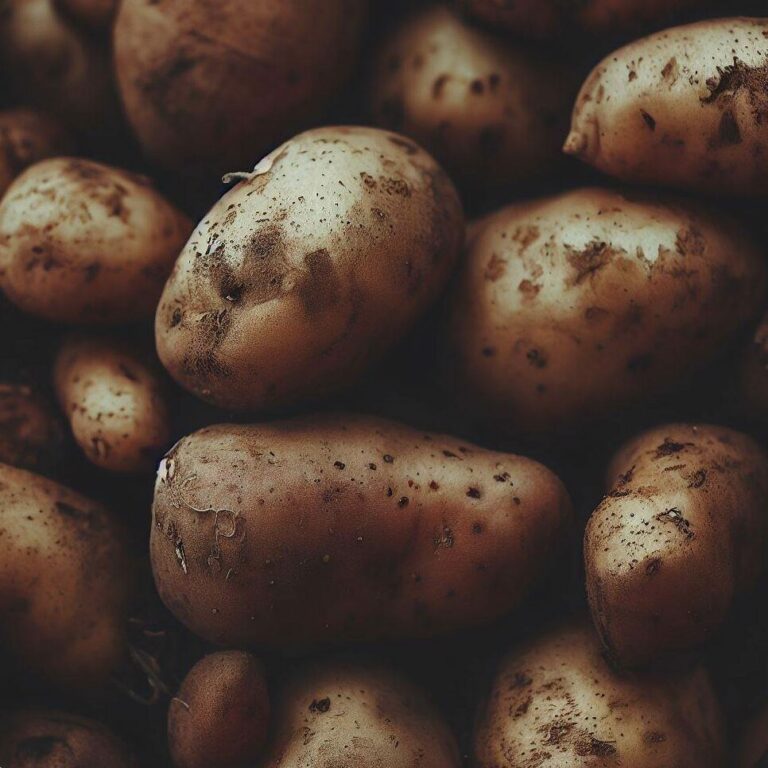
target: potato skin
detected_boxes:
[444,187,766,437]
[168,651,269,768]
[565,18,768,195]
[368,5,572,192]
[737,309,768,424]
[54,334,171,474]
[474,623,725,768]
[156,126,463,411]
[114,0,367,177]
[0,158,192,324]
[585,423,768,668]
[150,414,572,648]
[53,0,116,28]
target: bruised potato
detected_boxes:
[156,126,463,411]
[444,187,766,437]
[0,158,192,324]
[565,18,768,195]
[151,414,572,648]
[585,423,768,667]
[474,623,725,767]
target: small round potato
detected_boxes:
[156,126,463,411]
[0,158,192,324]
[53,0,116,28]
[168,651,270,768]
[54,335,172,474]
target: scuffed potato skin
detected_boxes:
[565,18,768,195]
[445,187,766,437]
[474,623,725,768]
[586,424,768,668]
[150,414,572,648]
[0,158,192,324]
[368,5,572,192]
[156,126,464,412]
[54,335,171,474]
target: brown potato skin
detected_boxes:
[585,424,768,668]
[150,414,572,648]
[155,126,464,412]
[474,623,725,768]
[168,651,269,768]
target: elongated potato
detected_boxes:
[54,335,171,474]
[585,423,768,667]
[474,623,725,767]
[0,158,192,324]
[565,18,768,195]
[444,187,766,437]
[156,126,463,411]
[151,414,572,648]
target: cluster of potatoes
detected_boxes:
[4,0,768,767]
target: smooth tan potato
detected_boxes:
[585,423,768,668]
[740,704,768,768]
[114,0,367,177]
[151,414,572,648]
[0,158,192,324]
[474,623,726,768]
[444,187,766,437]
[262,660,460,768]
[156,126,463,411]
[168,651,269,768]
[565,18,768,195]
[0,710,137,768]
[53,0,116,28]
[0,463,133,691]
[54,335,171,474]
[368,5,573,192]
[737,309,768,423]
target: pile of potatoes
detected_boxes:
[4,1,768,766]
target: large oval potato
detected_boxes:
[151,414,572,648]
[368,5,573,192]
[444,187,766,437]
[474,623,725,767]
[114,0,367,177]
[156,126,463,411]
[0,158,192,324]
[585,423,768,667]
[565,18,768,195]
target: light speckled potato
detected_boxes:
[114,0,367,177]
[586,423,768,668]
[739,704,768,768]
[54,335,171,474]
[368,5,573,192]
[565,18,768,195]
[444,187,766,437]
[53,0,116,28]
[168,651,269,768]
[156,126,463,411]
[151,414,572,648]
[261,660,460,768]
[0,158,192,324]
[0,463,133,691]
[0,710,137,768]
[474,623,725,768]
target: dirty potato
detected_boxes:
[150,414,572,648]
[585,423,768,667]
[0,158,192,324]
[156,126,463,411]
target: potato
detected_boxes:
[585,423,768,668]
[565,18,768,195]
[474,622,725,767]
[0,158,192,324]
[0,710,137,768]
[368,5,573,192]
[444,187,766,437]
[151,413,572,648]
[740,704,768,768]
[156,126,463,411]
[114,0,368,177]
[261,659,459,768]
[168,651,269,768]
[53,0,116,29]
[737,309,768,423]
[54,334,171,474]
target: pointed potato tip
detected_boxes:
[562,130,586,157]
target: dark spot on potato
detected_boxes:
[644,731,666,743]
[688,469,707,488]
[655,438,692,458]
[170,307,182,327]
[640,109,656,130]
[566,241,614,285]
[527,348,547,369]
[432,74,450,99]
[298,249,341,315]
[481,346,496,357]
[511,672,532,688]
[574,736,616,757]
[467,487,481,499]
[656,507,694,539]
[470,79,485,94]
[661,57,678,83]
[383,454,394,463]
[333,461,345,470]
[309,697,331,713]
[398,496,409,507]
[429,480,439,490]
[472,522,483,534]
[645,557,661,575]
[709,108,742,148]
[485,253,507,281]
[518,279,541,297]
